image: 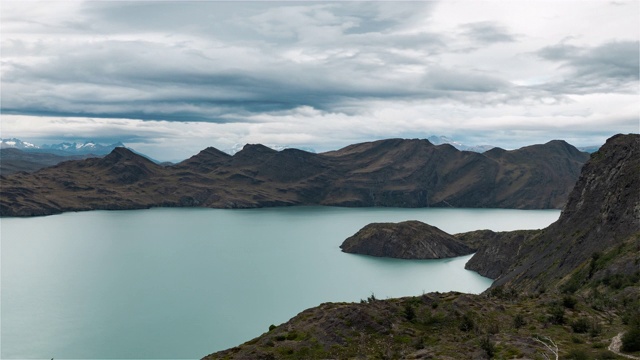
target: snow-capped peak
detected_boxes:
[0,138,39,149]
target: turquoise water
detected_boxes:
[1,206,559,359]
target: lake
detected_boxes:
[1,206,560,359]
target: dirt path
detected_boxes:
[608,332,640,360]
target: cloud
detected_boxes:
[460,21,517,44]
[536,41,639,93]
[0,1,637,159]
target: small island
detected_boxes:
[340,220,474,259]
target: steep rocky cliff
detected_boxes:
[340,220,474,259]
[492,134,639,292]
[455,230,540,279]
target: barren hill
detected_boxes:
[0,138,589,217]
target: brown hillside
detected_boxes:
[0,138,589,217]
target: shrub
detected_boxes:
[563,295,578,309]
[513,313,526,329]
[548,305,565,325]
[566,348,589,360]
[367,293,377,303]
[459,312,475,332]
[589,321,602,337]
[404,303,416,322]
[268,324,276,331]
[479,336,496,358]
[621,326,640,352]
[571,318,590,333]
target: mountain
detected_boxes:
[427,135,495,152]
[224,143,317,155]
[340,220,474,259]
[0,138,134,175]
[577,145,601,153]
[0,138,39,150]
[40,140,126,155]
[486,134,639,292]
[0,138,590,217]
[1,138,126,156]
[202,134,639,360]
[0,148,94,175]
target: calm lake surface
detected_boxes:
[1,206,560,359]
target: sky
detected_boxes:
[1,1,638,161]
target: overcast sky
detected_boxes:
[1,1,638,161]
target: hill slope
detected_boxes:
[490,133,640,293]
[0,138,589,217]
[0,148,95,175]
[202,133,639,359]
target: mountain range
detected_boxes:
[0,138,125,155]
[0,138,589,217]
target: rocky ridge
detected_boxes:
[0,138,589,217]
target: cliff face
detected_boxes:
[0,138,589,217]
[340,220,474,259]
[455,230,540,279]
[492,134,640,292]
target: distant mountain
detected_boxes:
[40,140,126,155]
[224,143,316,155]
[0,138,590,217]
[0,138,39,150]
[0,138,126,156]
[0,138,132,174]
[426,135,495,153]
[577,145,601,153]
[0,148,94,175]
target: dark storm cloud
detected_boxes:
[1,1,517,123]
[536,41,639,93]
[1,2,460,122]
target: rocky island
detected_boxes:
[340,220,474,259]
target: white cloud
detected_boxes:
[0,0,637,159]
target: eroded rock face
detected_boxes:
[455,230,541,279]
[340,220,474,259]
[493,133,640,292]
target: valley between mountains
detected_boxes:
[0,138,588,217]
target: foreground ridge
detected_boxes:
[203,134,639,359]
[0,138,589,217]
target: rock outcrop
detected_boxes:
[455,230,540,279]
[492,133,640,292]
[340,220,474,259]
